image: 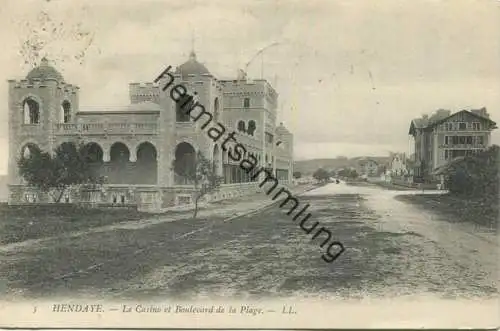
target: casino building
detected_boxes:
[7,52,294,211]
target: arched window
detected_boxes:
[23,98,40,124]
[20,143,41,160]
[247,120,256,136]
[62,101,71,123]
[237,120,246,133]
[176,95,192,122]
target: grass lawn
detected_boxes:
[395,194,499,229]
[0,203,149,245]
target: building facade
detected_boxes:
[389,153,408,177]
[7,54,294,211]
[408,108,496,180]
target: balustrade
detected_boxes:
[55,122,158,135]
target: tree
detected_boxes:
[443,145,499,197]
[337,168,358,179]
[174,151,223,219]
[293,171,302,179]
[18,141,104,203]
[312,168,330,183]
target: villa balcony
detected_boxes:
[440,143,486,149]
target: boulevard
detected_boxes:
[0,182,497,300]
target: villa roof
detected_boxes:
[409,109,497,135]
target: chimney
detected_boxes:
[471,107,489,118]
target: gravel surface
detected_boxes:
[0,182,497,301]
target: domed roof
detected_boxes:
[26,57,64,81]
[175,51,211,76]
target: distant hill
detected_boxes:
[0,175,7,202]
[294,156,391,175]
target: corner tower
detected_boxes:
[7,58,80,202]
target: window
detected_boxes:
[24,193,37,203]
[452,136,459,145]
[444,136,449,145]
[247,120,256,136]
[459,136,466,144]
[178,195,191,205]
[446,123,453,131]
[445,150,449,160]
[476,136,484,145]
[466,136,472,145]
[23,98,40,124]
[176,95,192,122]
[237,120,246,133]
[265,132,273,143]
[213,97,220,121]
[458,122,466,130]
[472,122,480,130]
[243,98,250,108]
[62,101,71,123]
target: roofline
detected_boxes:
[408,109,497,134]
[427,109,497,128]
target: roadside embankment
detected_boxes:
[395,193,498,230]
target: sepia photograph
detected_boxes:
[0,0,498,328]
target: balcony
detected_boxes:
[440,143,486,149]
[55,122,158,136]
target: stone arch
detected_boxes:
[108,142,131,184]
[82,142,104,181]
[175,137,199,152]
[81,139,111,162]
[61,100,72,123]
[22,97,41,124]
[110,142,132,161]
[19,142,41,160]
[174,142,196,185]
[83,142,104,162]
[136,142,158,184]
[55,141,79,160]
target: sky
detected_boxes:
[0,0,499,174]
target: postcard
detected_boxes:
[0,0,498,329]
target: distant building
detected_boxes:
[408,108,497,181]
[389,152,408,177]
[357,158,379,177]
